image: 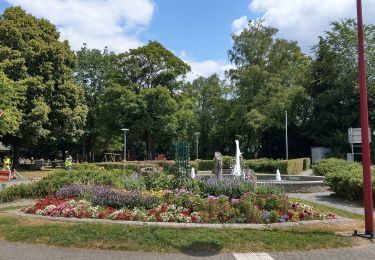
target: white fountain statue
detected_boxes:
[191,167,196,179]
[232,140,243,177]
[275,169,281,182]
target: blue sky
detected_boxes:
[1,0,375,80]
[140,0,253,61]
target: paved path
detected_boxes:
[0,240,375,260]
[287,191,375,215]
[0,199,35,209]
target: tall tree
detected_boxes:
[113,41,190,93]
[0,72,24,135]
[75,44,114,157]
[0,7,87,165]
[308,19,375,153]
[185,75,228,158]
[227,19,310,158]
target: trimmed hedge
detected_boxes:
[313,158,360,176]
[302,158,311,170]
[193,158,305,175]
[317,158,375,201]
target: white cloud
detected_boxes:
[179,51,233,81]
[245,0,375,53]
[5,0,155,52]
[231,15,248,35]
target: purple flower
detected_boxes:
[260,211,270,220]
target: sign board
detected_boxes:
[348,127,371,144]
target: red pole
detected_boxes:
[356,0,374,235]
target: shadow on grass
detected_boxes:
[178,240,223,256]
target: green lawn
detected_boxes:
[18,169,55,180]
[0,214,354,253]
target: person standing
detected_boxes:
[2,155,12,181]
[64,151,72,171]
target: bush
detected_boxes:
[313,158,361,176]
[195,160,214,171]
[286,159,304,175]
[0,164,135,203]
[56,184,161,209]
[319,158,375,201]
[243,159,287,174]
[199,177,254,198]
[302,158,311,170]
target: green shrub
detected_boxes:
[222,156,234,169]
[196,160,214,171]
[319,158,375,201]
[286,159,304,175]
[0,164,136,203]
[302,158,311,170]
[243,159,287,174]
[143,173,174,191]
[313,158,361,176]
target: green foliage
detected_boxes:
[227,19,311,157]
[302,158,311,170]
[199,177,254,198]
[143,173,173,191]
[316,158,375,201]
[113,41,190,93]
[0,7,87,160]
[0,165,135,202]
[307,19,375,152]
[285,159,304,175]
[0,72,25,135]
[313,158,361,176]
[195,160,214,171]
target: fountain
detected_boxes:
[232,140,243,178]
[275,169,281,181]
[195,139,326,193]
[191,167,196,179]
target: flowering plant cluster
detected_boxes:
[22,198,200,223]
[22,187,336,224]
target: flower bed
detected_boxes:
[22,185,335,224]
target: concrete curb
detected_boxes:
[7,209,356,230]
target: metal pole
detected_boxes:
[122,128,129,162]
[356,0,374,236]
[196,135,199,160]
[285,111,288,161]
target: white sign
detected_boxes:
[348,127,371,144]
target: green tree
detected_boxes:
[0,7,87,165]
[0,72,24,135]
[307,19,375,154]
[75,44,114,157]
[184,75,228,158]
[113,41,190,93]
[227,19,310,158]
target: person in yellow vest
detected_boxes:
[3,155,12,181]
[64,151,72,170]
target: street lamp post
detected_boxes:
[121,128,129,161]
[194,132,200,160]
[285,111,288,161]
[355,0,374,237]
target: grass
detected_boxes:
[0,214,354,253]
[18,168,55,180]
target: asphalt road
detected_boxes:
[1,240,375,260]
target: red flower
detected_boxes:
[98,211,106,219]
